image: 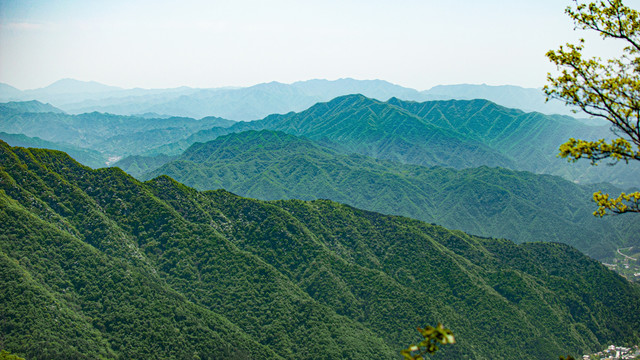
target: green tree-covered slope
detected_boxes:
[387,97,639,187]
[146,94,638,187]
[143,130,639,261]
[231,94,516,169]
[2,141,639,359]
[5,95,638,187]
[111,153,178,178]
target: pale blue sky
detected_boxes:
[1,0,638,90]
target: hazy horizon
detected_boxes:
[2,0,639,90]
[0,76,550,92]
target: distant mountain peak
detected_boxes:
[0,82,20,91]
[328,93,371,102]
[0,82,23,99]
[0,100,65,114]
[39,78,122,94]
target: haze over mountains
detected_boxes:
[0,78,581,120]
[0,103,236,166]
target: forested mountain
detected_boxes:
[149,94,637,187]
[422,84,576,116]
[111,153,178,178]
[212,94,517,169]
[2,141,640,360]
[142,130,639,261]
[3,95,636,187]
[386,97,640,186]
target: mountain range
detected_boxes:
[0,78,580,120]
[2,76,640,360]
[1,92,636,190]
[1,94,635,189]
[0,100,65,114]
[0,106,235,162]
[2,140,639,359]
[138,129,639,261]
[139,95,639,188]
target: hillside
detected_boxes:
[387,97,639,186]
[113,153,178,178]
[0,106,236,160]
[222,94,516,169]
[149,94,638,187]
[4,95,636,187]
[2,141,640,359]
[144,130,639,261]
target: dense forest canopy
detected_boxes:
[1,141,640,359]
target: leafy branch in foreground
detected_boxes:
[559,138,640,165]
[545,0,640,216]
[400,323,455,360]
[0,350,25,360]
[593,190,640,216]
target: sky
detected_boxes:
[1,0,639,90]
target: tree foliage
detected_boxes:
[400,323,455,360]
[0,350,25,360]
[545,0,640,216]
[559,356,576,360]
[3,141,640,359]
[143,129,640,261]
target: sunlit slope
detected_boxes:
[2,141,639,359]
[146,130,639,260]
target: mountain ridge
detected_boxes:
[219,94,517,169]
[0,100,65,114]
[143,94,638,187]
[0,78,580,119]
[3,95,637,187]
[142,129,639,261]
[2,140,640,359]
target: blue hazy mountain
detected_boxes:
[0,78,579,120]
[0,100,65,114]
[0,83,22,99]
[0,103,236,161]
[421,83,576,117]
